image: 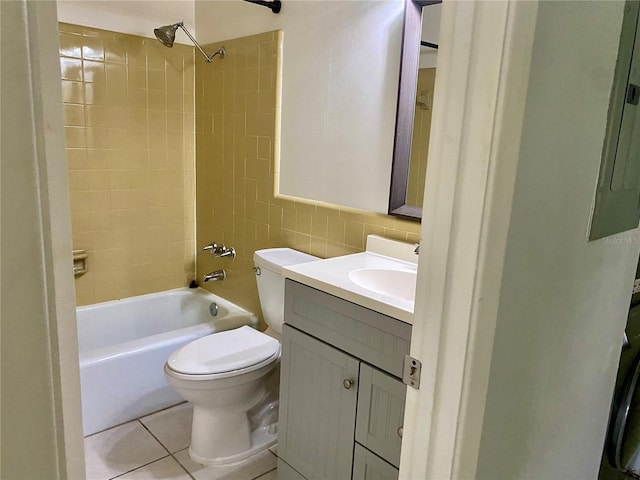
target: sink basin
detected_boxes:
[283,236,419,322]
[348,268,417,302]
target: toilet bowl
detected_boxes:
[164,248,318,465]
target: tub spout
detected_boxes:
[203,269,226,283]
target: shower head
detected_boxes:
[154,22,182,48]
[153,21,225,63]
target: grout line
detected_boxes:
[136,407,195,478]
[84,418,139,439]
[141,401,189,420]
[170,450,196,480]
[88,404,279,480]
[85,405,197,479]
[138,419,173,456]
[252,466,277,480]
[107,453,171,480]
[84,401,188,439]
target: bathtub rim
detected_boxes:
[77,287,259,366]
[76,286,251,315]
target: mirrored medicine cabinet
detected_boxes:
[389,0,442,221]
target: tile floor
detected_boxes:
[84,403,278,480]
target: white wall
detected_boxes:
[476,2,640,478]
[196,0,404,213]
[419,3,440,69]
[57,0,195,42]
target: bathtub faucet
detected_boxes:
[203,269,226,283]
[202,242,236,260]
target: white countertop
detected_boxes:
[282,236,418,324]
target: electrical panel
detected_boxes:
[591,1,640,240]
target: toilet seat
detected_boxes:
[166,326,280,377]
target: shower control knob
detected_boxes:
[202,243,219,253]
[219,246,236,259]
[203,243,236,259]
[397,426,403,438]
[343,379,354,390]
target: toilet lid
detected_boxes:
[167,326,280,375]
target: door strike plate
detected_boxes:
[403,355,422,390]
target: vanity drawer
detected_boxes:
[352,443,399,480]
[284,280,412,378]
[356,364,406,467]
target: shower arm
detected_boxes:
[243,0,281,14]
[177,22,225,63]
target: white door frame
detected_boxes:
[2,1,85,477]
[400,1,540,478]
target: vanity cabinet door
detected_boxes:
[356,364,406,467]
[352,444,399,480]
[279,325,360,480]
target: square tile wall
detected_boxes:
[195,31,421,326]
[407,68,436,209]
[59,23,196,305]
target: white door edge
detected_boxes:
[400,1,540,478]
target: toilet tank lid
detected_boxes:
[254,248,319,275]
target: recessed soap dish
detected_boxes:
[73,249,88,276]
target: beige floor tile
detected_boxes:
[140,402,193,453]
[84,421,168,480]
[254,468,277,480]
[174,448,277,480]
[117,456,192,480]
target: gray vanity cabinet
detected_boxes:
[356,364,406,468]
[278,280,412,480]
[353,444,401,480]
[278,325,360,480]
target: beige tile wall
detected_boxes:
[407,68,436,208]
[195,31,422,326]
[60,23,196,306]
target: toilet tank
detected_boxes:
[253,248,318,334]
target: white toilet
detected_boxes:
[164,248,318,465]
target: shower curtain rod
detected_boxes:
[243,0,281,14]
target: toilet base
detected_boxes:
[189,424,277,465]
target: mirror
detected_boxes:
[389,0,442,220]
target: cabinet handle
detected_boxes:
[397,427,403,438]
[343,379,354,389]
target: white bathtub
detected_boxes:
[77,287,258,436]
